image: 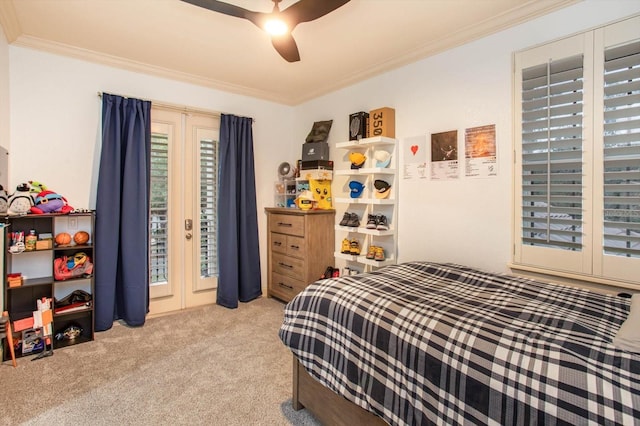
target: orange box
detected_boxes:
[8,274,22,288]
[36,240,52,250]
[368,107,395,138]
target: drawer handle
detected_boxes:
[278,282,293,290]
[289,245,300,250]
[277,222,293,227]
[278,262,293,269]
[273,241,282,246]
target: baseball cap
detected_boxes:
[349,181,365,198]
[349,152,366,169]
[373,179,391,199]
[374,150,392,168]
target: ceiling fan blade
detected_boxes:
[281,0,350,27]
[271,33,301,62]
[181,0,261,23]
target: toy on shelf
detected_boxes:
[73,231,90,245]
[55,232,72,247]
[28,180,48,193]
[7,183,34,215]
[30,190,73,214]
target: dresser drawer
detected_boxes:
[271,232,287,254]
[269,213,304,236]
[286,235,306,258]
[269,271,307,301]
[272,252,305,278]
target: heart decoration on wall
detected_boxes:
[410,145,419,155]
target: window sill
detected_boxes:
[508,262,639,295]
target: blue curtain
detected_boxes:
[95,93,151,331]
[217,114,262,308]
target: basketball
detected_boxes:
[73,231,90,245]
[55,232,72,246]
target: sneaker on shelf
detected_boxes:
[341,238,351,254]
[366,245,376,260]
[374,246,385,261]
[339,212,351,226]
[349,239,361,255]
[365,214,378,229]
[346,212,360,228]
[376,215,389,231]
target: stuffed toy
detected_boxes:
[7,183,34,215]
[29,180,48,193]
[0,185,7,214]
[309,179,332,210]
[30,190,73,214]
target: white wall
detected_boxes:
[293,0,640,274]
[0,23,8,312]
[8,47,296,293]
[0,21,9,182]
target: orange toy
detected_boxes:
[55,232,72,246]
[73,231,90,245]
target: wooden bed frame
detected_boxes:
[292,358,387,426]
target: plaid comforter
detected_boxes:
[279,262,640,426]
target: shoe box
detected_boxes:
[301,141,330,162]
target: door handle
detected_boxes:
[185,219,193,231]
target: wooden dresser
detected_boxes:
[265,208,335,302]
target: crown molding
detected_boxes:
[0,0,21,43]
[11,34,296,105]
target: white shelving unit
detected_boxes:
[333,136,398,273]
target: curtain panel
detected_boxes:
[95,93,151,331]
[217,114,262,308]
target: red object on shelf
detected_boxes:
[54,301,91,314]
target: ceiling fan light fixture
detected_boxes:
[264,18,288,36]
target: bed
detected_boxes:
[278,261,639,425]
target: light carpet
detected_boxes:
[0,297,320,426]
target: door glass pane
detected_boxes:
[150,132,169,284]
[200,138,218,278]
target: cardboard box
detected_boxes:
[36,240,52,250]
[349,111,369,140]
[301,141,330,161]
[368,107,395,138]
[299,169,333,181]
[7,273,22,288]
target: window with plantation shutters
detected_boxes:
[602,41,640,259]
[521,55,584,252]
[513,15,640,289]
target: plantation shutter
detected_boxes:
[602,40,640,259]
[150,133,169,284]
[200,138,219,277]
[520,55,584,251]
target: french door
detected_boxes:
[148,107,220,315]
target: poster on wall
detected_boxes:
[402,135,427,179]
[465,124,497,178]
[430,130,459,180]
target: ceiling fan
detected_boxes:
[181,0,350,62]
